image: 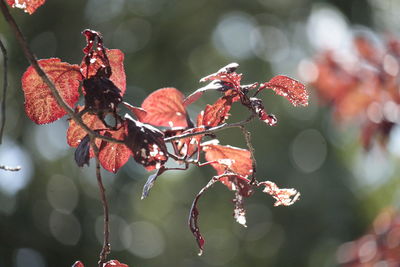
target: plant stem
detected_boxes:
[0,37,7,144]
[91,139,111,266]
[164,114,256,142]
[240,126,257,184]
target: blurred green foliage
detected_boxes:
[1,0,398,266]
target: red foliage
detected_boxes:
[136,87,188,128]
[22,58,82,124]
[259,75,309,107]
[80,49,126,95]
[311,34,400,148]
[337,208,400,266]
[202,140,253,177]
[20,27,307,256]
[99,125,132,173]
[6,0,45,14]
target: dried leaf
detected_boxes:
[7,0,45,14]
[22,58,82,124]
[123,102,147,121]
[124,114,168,171]
[141,166,166,199]
[189,177,219,255]
[74,135,91,167]
[259,75,308,107]
[258,181,300,206]
[80,49,126,95]
[139,87,188,128]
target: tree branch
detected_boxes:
[91,138,111,266]
[240,126,257,184]
[0,0,124,145]
[0,164,21,171]
[0,37,7,144]
[164,114,256,143]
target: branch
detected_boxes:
[240,126,257,184]
[91,138,111,266]
[0,1,124,145]
[0,37,7,144]
[0,164,21,171]
[164,114,256,143]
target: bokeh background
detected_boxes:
[0,0,399,266]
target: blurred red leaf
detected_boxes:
[99,125,132,173]
[80,49,126,95]
[66,106,106,147]
[6,0,45,14]
[202,140,253,177]
[139,87,188,128]
[259,75,308,107]
[22,58,82,124]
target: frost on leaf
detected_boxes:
[7,0,45,14]
[22,58,82,124]
[138,88,188,128]
[233,191,247,227]
[259,181,300,206]
[259,75,308,107]
[124,114,168,171]
[202,140,252,177]
[98,124,132,173]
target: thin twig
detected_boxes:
[0,0,124,145]
[91,138,111,266]
[0,37,7,144]
[240,126,257,184]
[164,114,256,143]
[0,164,20,171]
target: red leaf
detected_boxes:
[258,181,300,206]
[72,261,85,267]
[123,102,147,121]
[80,49,126,95]
[260,75,308,107]
[202,140,253,177]
[7,0,45,14]
[139,88,188,128]
[99,125,132,173]
[198,94,234,127]
[104,260,129,267]
[200,63,242,85]
[66,106,106,147]
[22,58,82,124]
